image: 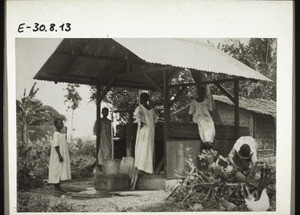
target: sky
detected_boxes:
[15,38,249,138]
[16,38,100,138]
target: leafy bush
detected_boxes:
[17,139,50,191]
[70,155,95,179]
[17,193,49,212]
[17,193,77,212]
[69,137,96,179]
[69,137,96,157]
[17,136,96,190]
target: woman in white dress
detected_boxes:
[189,85,215,149]
[48,118,71,193]
[134,92,157,173]
[131,92,157,189]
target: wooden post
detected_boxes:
[96,84,102,162]
[126,111,134,157]
[234,80,240,139]
[163,70,170,176]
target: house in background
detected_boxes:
[172,95,276,158]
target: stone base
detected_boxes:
[95,173,129,191]
[165,179,179,191]
[72,187,110,199]
[136,174,166,190]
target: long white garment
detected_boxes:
[48,131,71,184]
[97,118,113,165]
[189,98,215,143]
[134,105,157,173]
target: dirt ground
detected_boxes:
[18,177,275,212]
[19,156,276,212]
[20,177,180,212]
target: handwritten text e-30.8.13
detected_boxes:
[18,23,71,33]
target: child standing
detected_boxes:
[48,118,71,193]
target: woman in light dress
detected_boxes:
[189,85,215,149]
[134,92,157,173]
[131,92,157,190]
[48,118,71,193]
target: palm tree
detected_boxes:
[17,82,65,175]
[64,83,82,140]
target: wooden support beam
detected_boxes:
[234,80,240,139]
[100,65,173,81]
[126,112,134,157]
[105,81,153,90]
[144,73,164,94]
[95,84,102,162]
[154,156,165,175]
[163,70,170,177]
[166,77,249,88]
[214,82,235,103]
[163,71,170,141]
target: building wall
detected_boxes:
[253,114,276,157]
[215,102,254,136]
[215,102,276,158]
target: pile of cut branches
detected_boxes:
[167,149,276,211]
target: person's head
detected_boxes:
[238,144,251,159]
[102,107,109,118]
[139,92,150,104]
[54,118,64,131]
[196,85,206,101]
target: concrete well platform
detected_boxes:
[95,173,129,191]
[136,174,178,191]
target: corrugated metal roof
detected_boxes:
[172,95,276,118]
[114,39,271,81]
[34,38,271,88]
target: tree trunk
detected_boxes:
[265,39,269,76]
[22,122,32,173]
[71,109,74,141]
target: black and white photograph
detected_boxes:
[15,37,278,212]
[5,1,294,215]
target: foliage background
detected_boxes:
[16,83,95,191]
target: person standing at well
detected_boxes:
[48,118,71,193]
[93,107,113,169]
[133,92,157,174]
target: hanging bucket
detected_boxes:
[119,157,135,179]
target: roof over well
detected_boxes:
[34,39,271,89]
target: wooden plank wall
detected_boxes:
[166,140,200,179]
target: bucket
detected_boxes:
[103,159,121,174]
[119,157,135,179]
